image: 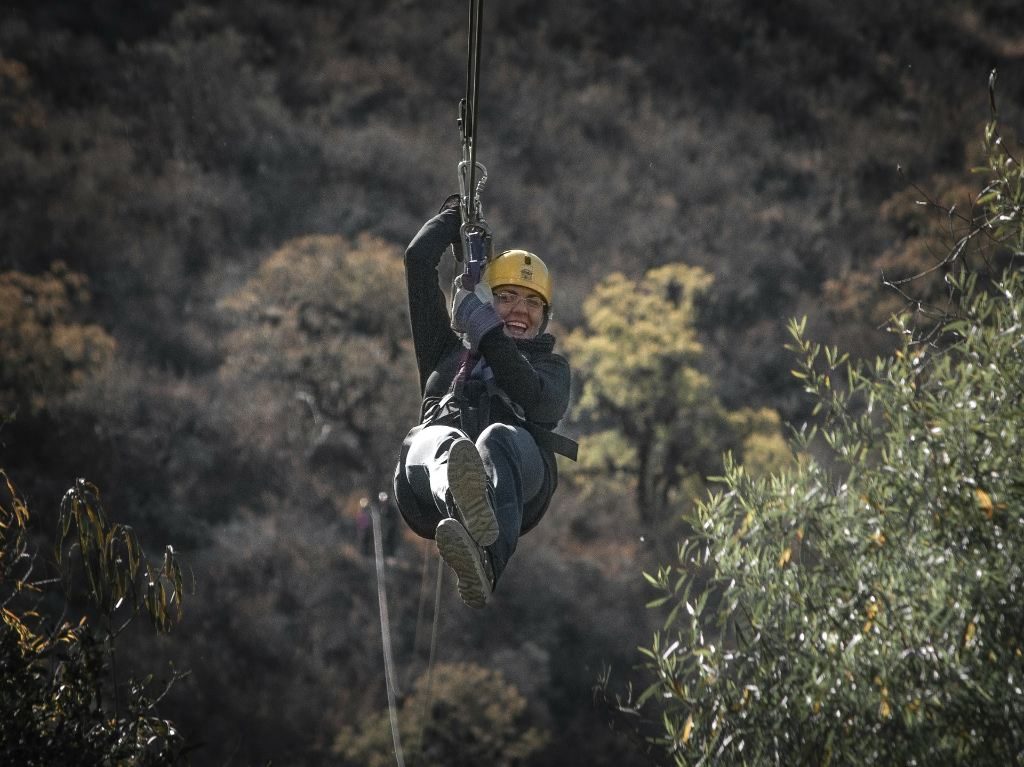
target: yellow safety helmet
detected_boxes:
[485,249,552,307]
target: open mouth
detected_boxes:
[504,320,530,335]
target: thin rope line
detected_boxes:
[406,543,433,690]
[411,558,445,765]
[371,507,406,767]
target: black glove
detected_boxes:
[438,193,462,214]
[438,194,465,261]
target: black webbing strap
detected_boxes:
[526,423,579,462]
[483,373,578,461]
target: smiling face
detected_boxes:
[492,284,547,339]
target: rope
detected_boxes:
[410,560,445,765]
[406,544,433,690]
[372,509,447,767]
[463,0,484,219]
[370,507,406,767]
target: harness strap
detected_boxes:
[449,346,477,401]
[480,367,578,459]
[431,359,579,460]
[525,423,579,461]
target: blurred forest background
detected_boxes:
[2,1,1023,764]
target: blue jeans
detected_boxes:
[403,423,544,581]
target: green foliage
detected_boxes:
[978,76,1024,254]
[632,115,1024,765]
[566,264,791,523]
[570,265,711,415]
[57,478,186,634]
[334,661,549,767]
[0,262,115,416]
[0,471,187,764]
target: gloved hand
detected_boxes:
[438,193,462,214]
[451,274,495,327]
[451,274,502,350]
[438,194,465,261]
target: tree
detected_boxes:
[333,661,549,767]
[0,262,115,417]
[565,264,791,526]
[820,161,987,361]
[630,97,1024,765]
[218,233,420,491]
[0,470,188,764]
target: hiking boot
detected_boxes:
[435,518,494,609]
[446,438,498,546]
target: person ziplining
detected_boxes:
[392,0,577,609]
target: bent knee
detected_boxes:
[477,422,533,453]
[478,422,518,443]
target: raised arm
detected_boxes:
[404,207,461,392]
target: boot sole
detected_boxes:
[447,438,499,546]
[435,518,490,609]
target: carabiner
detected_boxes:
[458,158,488,224]
[459,220,492,290]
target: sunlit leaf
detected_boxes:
[682,712,694,744]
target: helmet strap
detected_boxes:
[538,308,551,335]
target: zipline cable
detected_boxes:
[452,0,491,397]
[463,0,484,223]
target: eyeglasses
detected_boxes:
[494,290,546,312]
